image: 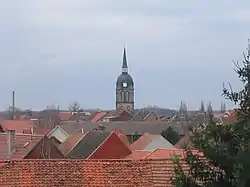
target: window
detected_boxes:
[121,92,125,101]
[126,92,129,102]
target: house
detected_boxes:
[58,112,71,121]
[58,121,190,142]
[129,132,175,151]
[88,111,107,122]
[101,110,132,122]
[88,131,131,159]
[57,132,85,156]
[0,158,190,187]
[0,130,64,160]
[1,120,35,133]
[59,131,111,159]
[132,110,158,121]
[58,130,131,159]
[47,125,70,144]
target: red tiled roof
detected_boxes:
[2,120,35,133]
[88,131,132,159]
[0,159,190,186]
[0,133,44,160]
[125,150,151,159]
[33,129,50,135]
[175,133,193,149]
[114,130,130,146]
[145,149,203,159]
[58,132,86,156]
[125,149,203,160]
[90,111,107,122]
[58,112,71,121]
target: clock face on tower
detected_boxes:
[122,82,127,88]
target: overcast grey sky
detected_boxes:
[0,0,249,110]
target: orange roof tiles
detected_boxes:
[58,112,71,121]
[0,133,44,160]
[88,131,131,159]
[90,111,107,122]
[2,120,35,133]
[145,149,203,159]
[125,150,151,159]
[0,158,190,187]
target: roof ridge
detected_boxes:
[65,131,89,156]
[112,131,132,153]
[86,131,113,159]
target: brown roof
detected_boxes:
[175,133,193,149]
[58,132,86,156]
[0,159,190,186]
[0,132,44,160]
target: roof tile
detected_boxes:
[0,132,44,160]
[90,111,107,122]
[58,132,86,156]
[67,131,111,159]
[0,158,191,186]
[1,120,35,133]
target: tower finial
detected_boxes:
[122,47,128,73]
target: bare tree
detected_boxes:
[68,101,81,113]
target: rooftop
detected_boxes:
[0,158,189,187]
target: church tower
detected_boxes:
[116,48,134,114]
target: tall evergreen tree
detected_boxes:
[206,101,213,119]
[199,100,205,113]
[179,101,188,118]
[220,101,226,113]
[173,40,250,187]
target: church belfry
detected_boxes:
[116,48,134,114]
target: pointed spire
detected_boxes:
[122,47,128,73]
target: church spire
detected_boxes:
[122,47,128,73]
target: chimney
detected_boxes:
[12,89,15,112]
[7,130,16,157]
[97,124,106,131]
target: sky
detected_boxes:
[0,0,250,111]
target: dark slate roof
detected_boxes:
[59,121,191,136]
[67,131,111,159]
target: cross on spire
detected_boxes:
[122,47,128,73]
